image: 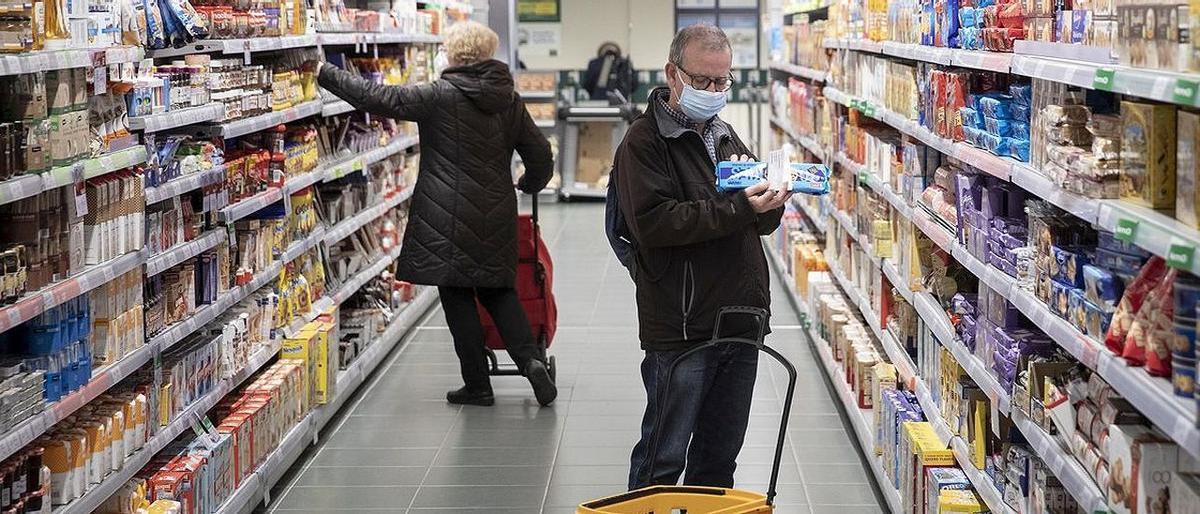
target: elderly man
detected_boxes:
[613,25,791,490]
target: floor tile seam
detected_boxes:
[538,375,578,513]
[766,347,818,514]
[405,361,468,510]
[267,299,446,513]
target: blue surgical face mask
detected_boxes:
[676,70,728,122]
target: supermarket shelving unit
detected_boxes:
[766,19,1200,514]
[515,71,562,198]
[0,28,446,513]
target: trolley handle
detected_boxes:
[641,306,798,506]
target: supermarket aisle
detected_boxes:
[262,202,886,514]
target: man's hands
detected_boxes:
[730,154,793,214]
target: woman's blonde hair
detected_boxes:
[444,21,499,66]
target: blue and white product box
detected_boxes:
[715,160,831,195]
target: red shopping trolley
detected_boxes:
[477,194,558,379]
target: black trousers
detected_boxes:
[439,286,541,390]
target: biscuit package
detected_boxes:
[1120,101,1177,209]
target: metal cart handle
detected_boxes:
[640,306,798,506]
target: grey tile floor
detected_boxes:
[262,202,887,513]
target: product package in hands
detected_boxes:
[715,149,830,195]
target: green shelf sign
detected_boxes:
[1174,78,1200,104]
[1093,68,1116,91]
[1114,218,1138,243]
[1168,242,1195,270]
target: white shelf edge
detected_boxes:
[0,146,149,207]
[129,103,226,133]
[0,249,146,334]
[768,61,828,82]
[323,187,414,247]
[332,245,404,304]
[220,101,323,139]
[146,229,229,277]
[145,166,228,205]
[218,188,285,224]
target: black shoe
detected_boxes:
[525,359,557,406]
[446,386,494,406]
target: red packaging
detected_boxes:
[1123,268,1175,367]
[947,72,968,141]
[983,27,1026,52]
[931,70,948,138]
[1144,277,1177,377]
[996,1,1025,28]
[217,414,252,486]
[1105,257,1169,354]
[983,5,999,26]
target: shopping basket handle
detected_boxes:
[640,306,797,506]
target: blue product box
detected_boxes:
[1083,264,1121,306]
[962,106,983,129]
[1069,287,1088,332]
[1095,247,1145,276]
[1084,299,1114,341]
[1050,245,1090,287]
[984,117,1030,139]
[1098,230,1150,256]
[978,95,1016,119]
[715,161,830,194]
[1050,279,1074,319]
[1009,83,1032,106]
[1004,137,1031,162]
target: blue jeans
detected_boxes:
[627,342,759,490]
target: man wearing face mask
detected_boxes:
[614,25,791,491]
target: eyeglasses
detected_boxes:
[674,65,736,92]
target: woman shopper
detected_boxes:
[311,21,558,407]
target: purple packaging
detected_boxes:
[956,173,982,243]
[990,217,1028,241]
[992,252,1020,278]
[989,225,1026,250]
[961,315,979,351]
[1005,186,1027,220]
[988,241,1018,267]
[981,181,1009,219]
[952,293,979,316]
[971,222,988,261]
[1072,10,1090,44]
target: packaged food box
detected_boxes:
[1120,101,1177,209]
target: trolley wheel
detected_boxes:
[547,355,557,381]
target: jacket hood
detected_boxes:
[441,59,515,114]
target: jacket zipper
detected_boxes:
[681,261,695,340]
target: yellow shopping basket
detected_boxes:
[577,307,798,514]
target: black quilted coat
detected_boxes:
[318,60,554,288]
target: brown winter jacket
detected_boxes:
[615,87,783,351]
